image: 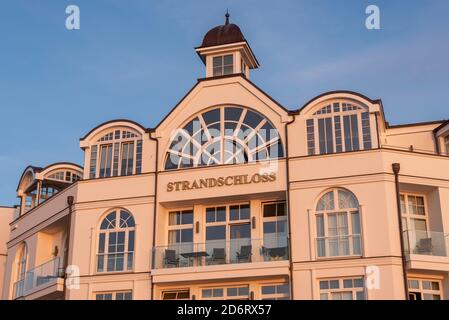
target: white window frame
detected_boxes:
[201,285,250,300]
[315,189,362,258]
[97,210,135,274]
[408,278,442,300]
[319,277,366,300]
[400,193,428,232]
[260,282,290,300]
[161,289,191,300]
[95,291,133,300]
[91,129,142,179]
[307,102,371,155]
[168,209,194,247]
[212,54,234,77]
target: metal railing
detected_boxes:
[316,234,362,258]
[13,257,64,299]
[403,229,449,257]
[152,237,289,269]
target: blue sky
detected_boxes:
[0,0,448,205]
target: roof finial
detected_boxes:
[225,10,230,25]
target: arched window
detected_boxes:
[315,189,361,258]
[89,129,143,179]
[14,243,28,298]
[97,210,135,273]
[306,102,372,155]
[164,106,284,170]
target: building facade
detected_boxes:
[1,15,449,301]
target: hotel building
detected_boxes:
[1,14,449,301]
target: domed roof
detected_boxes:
[201,12,246,48]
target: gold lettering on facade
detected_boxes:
[166,173,277,192]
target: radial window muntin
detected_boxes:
[164,106,284,170]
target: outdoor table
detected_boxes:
[181,251,209,266]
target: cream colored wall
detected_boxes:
[154,277,289,300]
[65,174,155,299]
[385,124,440,154]
[0,207,13,300]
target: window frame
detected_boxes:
[212,54,234,77]
[90,129,142,179]
[161,290,191,300]
[260,282,290,300]
[307,102,372,155]
[95,291,133,300]
[400,193,428,232]
[164,106,284,170]
[319,277,366,300]
[201,285,250,300]
[262,201,288,245]
[408,278,442,300]
[315,189,362,258]
[167,209,195,248]
[96,210,136,274]
[205,203,251,244]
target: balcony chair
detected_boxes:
[236,245,252,263]
[164,249,180,267]
[416,238,433,255]
[209,248,226,265]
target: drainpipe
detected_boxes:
[63,195,74,300]
[284,115,295,299]
[149,132,159,300]
[392,163,409,300]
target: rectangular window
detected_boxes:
[121,142,135,176]
[202,286,249,300]
[162,290,190,300]
[135,140,143,174]
[113,143,120,176]
[261,283,290,300]
[334,116,343,152]
[99,144,113,178]
[213,54,234,76]
[408,279,442,300]
[95,291,132,300]
[318,118,334,154]
[89,145,98,179]
[306,119,315,155]
[343,115,359,151]
[262,201,288,260]
[168,210,194,254]
[320,278,365,300]
[361,112,372,149]
[401,193,430,255]
[229,204,250,221]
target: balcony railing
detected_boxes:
[152,237,289,269]
[13,257,64,299]
[316,234,362,258]
[403,229,449,257]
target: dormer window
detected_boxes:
[89,130,143,179]
[306,102,373,155]
[213,54,234,77]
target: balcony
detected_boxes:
[403,229,449,272]
[13,257,65,300]
[316,235,362,259]
[403,230,449,257]
[153,237,289,269]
